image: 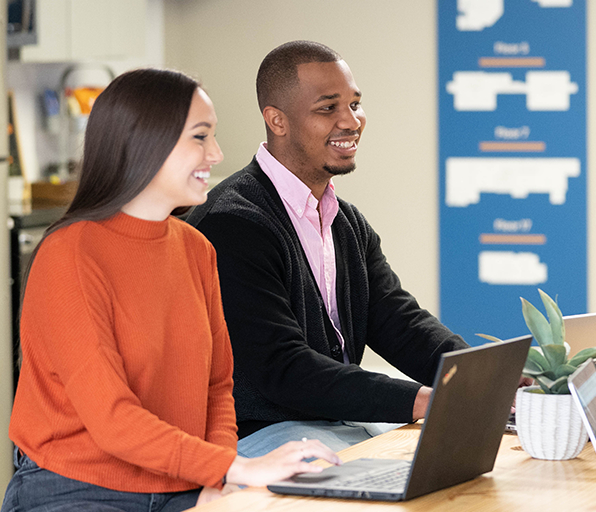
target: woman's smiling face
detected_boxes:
[124,88,224,220]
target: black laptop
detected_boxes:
[267,335,531,501]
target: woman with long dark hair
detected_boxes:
[1,68,339,512]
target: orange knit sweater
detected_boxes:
[10,213,237,493]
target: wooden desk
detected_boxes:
[187,424,596,511]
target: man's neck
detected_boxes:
[266,141,330,201]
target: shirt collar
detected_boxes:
[256,142,338,222]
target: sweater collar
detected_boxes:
[99,212,170,240]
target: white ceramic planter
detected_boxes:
[516,386,588,460]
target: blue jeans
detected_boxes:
[236,420,404,458]
[1,448,202,512]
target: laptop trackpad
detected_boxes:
[289,458,409,484]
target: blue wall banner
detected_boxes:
[438,0,586,344]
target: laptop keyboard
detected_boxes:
[337,462,410,490]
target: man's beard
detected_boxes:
[323,162,356,176]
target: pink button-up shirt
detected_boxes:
[256,143,348,363]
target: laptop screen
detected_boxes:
[568,359,596,446]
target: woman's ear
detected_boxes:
[262,106,288,137]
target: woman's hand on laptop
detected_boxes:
[226,439,342,487]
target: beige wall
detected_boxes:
[165,0,596,330]
[165,0,439,319]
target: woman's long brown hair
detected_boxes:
[19,67,199,313]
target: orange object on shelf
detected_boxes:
[68,87,104,115]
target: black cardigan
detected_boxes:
[187,158,468,437]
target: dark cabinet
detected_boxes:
[9,207,64,394]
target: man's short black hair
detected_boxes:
[256,40,342,112]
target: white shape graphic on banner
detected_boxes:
[532,0,573,7]
[457,0,504,31]
[446,157,580,207]
[457,0,573,32]
[479,251,548,285]
[446,71,578,111]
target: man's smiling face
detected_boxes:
[283,60,366,184]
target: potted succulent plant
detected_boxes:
[479,289,596,460]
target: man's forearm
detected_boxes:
[412,386,433,421]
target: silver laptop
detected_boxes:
[268,336,531,501]
[568,358,596,448]
[504,312,596,434]
[564,313,596,354]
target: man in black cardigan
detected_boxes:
[187,40,469,457]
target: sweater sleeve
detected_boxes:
[361,218,469,385]
[199,213,434,424]
[203,246,237,451]
[22,233,236,489]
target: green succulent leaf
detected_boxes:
[554,364,578,379]
[541,344,567,369]
[523,369,544,378]
[475,333,503,343]
[550,377,570,394]
[535,374,555,394]
[534,374,570,394]
[521,297,553,347]
[568,348,596,367]
[526,347,550,371]
[523,359,543,376]
[538,289,565,346]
